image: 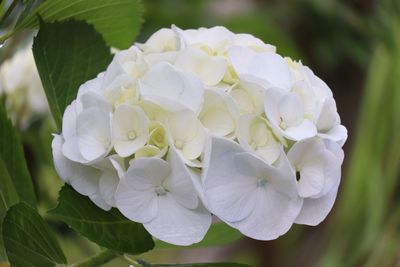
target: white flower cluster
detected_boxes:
[0,47,49,129]
[52,26,347,245]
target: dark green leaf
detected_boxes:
[0,157,20,260]
[49,185,154,254]
[0,158,19,211]
[33,19,113,129]
[2,203,67,267]
[16,0,144,49]
[154,263,251,267]
[0,103,36,207]
[156,222,243,249]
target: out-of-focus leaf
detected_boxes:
[16,0,144,49]
[16,0,44,24]
[0,103,36,207]
[2,203,66,267]
[0,158,19,261]
[49,185,155,254]
[33,20,112,129]
[156,222,243,249]
[155,264,251,267]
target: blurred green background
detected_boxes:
[1,0,400,266]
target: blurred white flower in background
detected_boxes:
[0,47,49,129]
[52,26,347,245]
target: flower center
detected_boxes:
[257,178,268,188]
[155,186,168,196]
[174,139,184,149]
[128,130,136,140]
[296,171,301,181]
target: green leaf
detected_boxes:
[153,263,251,267]
[155,223,243,249]
[32,19,113,129]
[16,0,144,49]
[16,0,44,25]
[0,158,19,211]
[49,185,155,254]
[0,103,36,207]
[2,202,67,267]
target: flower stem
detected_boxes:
[70,249,118,267]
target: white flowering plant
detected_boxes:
[51,24,347,247]
[0,1,347,266]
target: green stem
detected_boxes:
[70,249,118,267]
[0,0,19,27]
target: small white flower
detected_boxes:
[0,47,49,129]
[237,114,282,164]
[112,104,149,157]
[202,137,303,240]
[164,108,206,166]
[61,93,113,164]
[115,148,211,245]
[199,89,238,138]
[287,138,344,226]
[264,87,317,141]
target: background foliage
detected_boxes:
[0,0,399,266]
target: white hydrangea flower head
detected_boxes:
[0,47,49,129]
[53,25,347,245]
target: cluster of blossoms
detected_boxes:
[0,47,49,129]
[52,26,347,245]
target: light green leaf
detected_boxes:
[16,0,144,49]
[2,202,67,267]
[155,223,243,249]
[33,19,113,129]
[0,103,36,207]
[49,185,155,254]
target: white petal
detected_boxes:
[318,124,348,147]
[115,158,169,223]
[202,137,257,222]
[247,52,292,90]
[77,107,111,162]
[89,193,112,211]
[62,100,81,140]
[52,135,101,195]
[199,89,238,137]
[99,170,119,207]
[297,158,325,198]
[138,62,204,113]
[165,148,199,209]
[278,92,304,127]
[284,119,317,141]
[228,185,303,240]
[228,46,257,75]
[295,181,339,226]
[316,97,339,131]
[231,79,265,115]
[175,47,227,86]
[144,194,211,246]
